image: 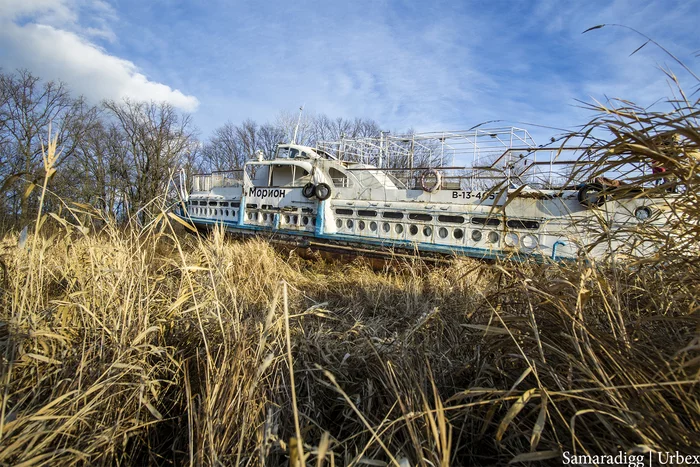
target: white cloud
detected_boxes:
[0,0,199,112]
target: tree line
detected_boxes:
[0,70,387,229]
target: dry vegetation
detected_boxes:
[1,61,700,466]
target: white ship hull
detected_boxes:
[177,129,671,261]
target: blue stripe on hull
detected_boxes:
[178,214,557,262]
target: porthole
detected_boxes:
[395,224,404,234]
[311,217,316,225]
[488,231,500,243]
[504,232,519,247]
[423,226,432,237]
[284,215,290,223]
[438,227,448,239]
[302,216,309,225]
[635,206,652,221]
[471,230,482,242]
[454,229,464,240]
[292,215,298,224]
[358,220,366,230]
[336,219,343,228]
[383,223,391,233]
[521,234,538,250]
[225,209,229,216]
[370,221,377,231]
[346,219,354,229]
[409,225,418,236]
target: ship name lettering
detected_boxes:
[248,188,287,198]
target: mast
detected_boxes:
[292,105,304,144]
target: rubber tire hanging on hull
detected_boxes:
[302,182,316,198]
[314,183,332,200]
[577,182,606,207]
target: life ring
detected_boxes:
[314,183,332,201]
[420,169,442,192]
[577,182,606,207]
[302,182,316,198]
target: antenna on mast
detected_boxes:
[292,105,304,144]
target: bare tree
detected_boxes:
[0,70,88,226]
[103,99,195,221]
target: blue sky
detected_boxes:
[1,0,698,144]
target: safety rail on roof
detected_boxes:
[317,127,537,168]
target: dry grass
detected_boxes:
[0,65,699,465]
[0,215,697,465]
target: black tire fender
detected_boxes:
[577,182,606,207]
[302,182,316,198]
[314,182,332,201]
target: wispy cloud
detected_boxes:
[1,0,698,143]
[0,0,199,111]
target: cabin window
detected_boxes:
[357,210,377,217]
[209,201,218,206]
[329,167,352,187]
[335,208,353,215]
[245,164,270,185]
[220,202,229,207]
[277,147,300,159]
[438,215,464,224]
[472,217,501,226]
[507,219,540,229]
[231,202,240,208]
[246,203,258,209]
[269,164,310,187]
[409,213,432,222]
[383,212,403,219]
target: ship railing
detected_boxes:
[317,127,537,168]
[191,170,244,192]
[498,148,650,188]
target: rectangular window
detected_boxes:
[507,219,540,229]
[408,213,432,222]
[472,217,500,226]
[335,208,353,215]
[438,215,464,224]
[357,210,377,217]
[382,211,403,219]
